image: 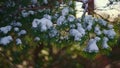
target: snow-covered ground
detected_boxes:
[75,2,84,18]
[95,1,120,22]
[75,1,120,22]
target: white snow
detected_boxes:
[95,37,101,41]
[28,10,35,15]
[103,29,116,39]
[86,20,93,31]
[34,37,40,41]
[67,15,75,22]
[41,25,47,32]
[94,0,110,9]
[62,7,69,16]
[77,18,82,22]
[69,29,82,41]
[0,36,13,45]
[32,18,53,32]
[77,23,85,36]
[21,10,29,17]
[14,27,19,32]
[0,25,12,34]
[54,13,59,18]
[16,38,22,45]
[49,28,58,37]
[70,24,75,28]
[85,37,100,53]
[94,26,102,35]
[44,14,52,20]
[11,21,22,27]
[98,18,107,26]
[84,15,93,22]
[18,30,27,36]
[57,15,65,26]
[32,18,41,28]
[102,37,109,49]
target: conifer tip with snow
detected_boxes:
[18,30,27,36]
[69,29,82,41]
[103,29,116,39]
[102,37,109,49]
[0,25,12,34]
[34,37,40,41]
[16,38,22,45]
[85,37,100,53]
[32,17,53,32]
[14,27,19,32]
[94,26,102,35]
[0,36,13,45]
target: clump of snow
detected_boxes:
[28,10,35,15]
[62,7,69,16]
[57,15,65,26]
[0,36,13,45]
[77,23,86,36]
[49,28,58,37]
[95,37,101,41]
[18,30,27,36]
[44,14,52,20]
[60,35,69,40]
[21,10,35,17]
[107,24,113,29]
[102,37,109,49]
[32,18,53,32]
[16,38,22,45]
[69,29,82,41]
[77,18,82,22]
[43,0,48,4]
[54,13,59,19]
[85,37,100,53]
[82,15,94,31]
[11,21,22,27]
[21,10,29,17]
[70,24,75,28]
[84,15,93,22]
[86,20,93,31]
[14,27,19,32]
[94,26,102,35]
[31,0,38,4]
[34,37,40,41]
[41,25,47,32]
[32,18,40,28]
[98,18,107,26]
[103,29,116,39]
[0,25,12,34]
[67,15,75,22]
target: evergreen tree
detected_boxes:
[0,0,118,67]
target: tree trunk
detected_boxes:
[88,0,94,15]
